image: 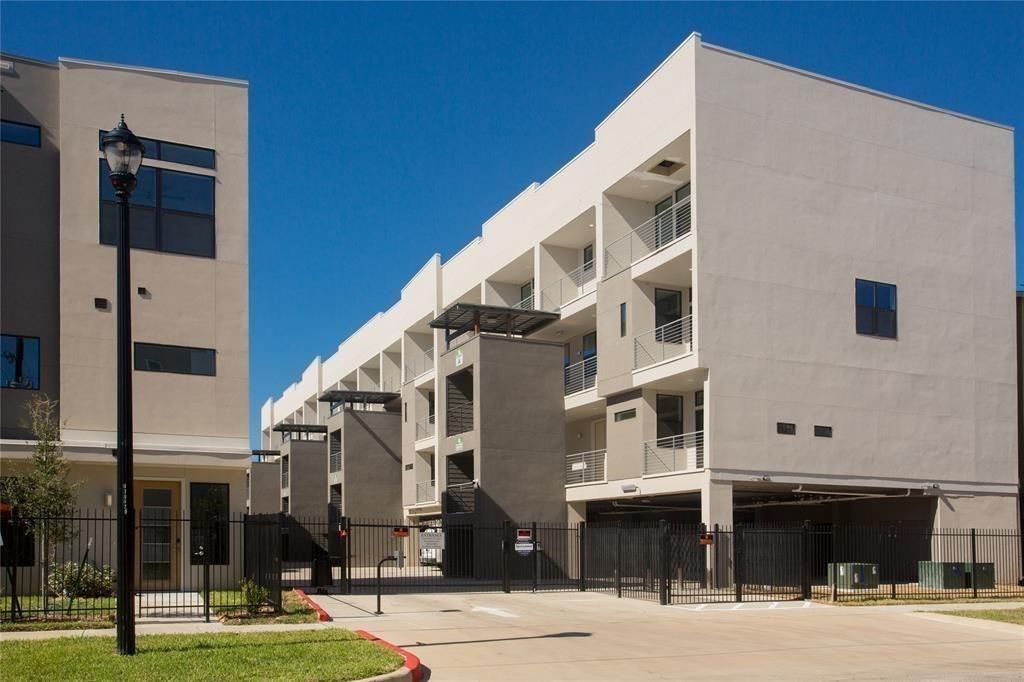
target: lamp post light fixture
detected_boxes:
[100,114,145,656]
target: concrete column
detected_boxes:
[701,477,733,528]
[567,501,586,525]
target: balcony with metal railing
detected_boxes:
[404,347,434,383]
[511,293,534,310]
[539,261,597,312]
[564,355,597,396]
[446,402,473,436]
[642,431,704,475]
[604,195,692,279]
[415,479,437,505]
[565,449,606,486]
[633,315,693,370]
[416,414,436,441]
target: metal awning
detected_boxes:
[251,449,280,457]
[272,424,328,434]
[429,302,559,347]
[317,389,400,405]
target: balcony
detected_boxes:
[416,414,436,440]
[511,293,534,310]
[415,479,437,505]
[564,355,597,396]
[642,431,704,475]
[633,315,693,370]
[446,402,473,436]
[539,262,596,311]
[565,449,606,486]
[404,348,434,383]
[604,195,692,279]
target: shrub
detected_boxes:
[240,578,269,615]
[47,561,115,599]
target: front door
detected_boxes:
[134,480,181,590]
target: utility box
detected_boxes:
[966,563,995,590]
[918,561,966,589]
[828,563,879,590]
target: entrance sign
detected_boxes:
[421,531,445,550]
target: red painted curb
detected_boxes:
[355,629,423,682]
[292,588,332,622]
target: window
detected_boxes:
[694,390,704,432]
[1,120,41,147]
[856,279,897,339]
[1,335,40,390]
[655,289,683,342]
[98,130,214,169]
[619,303,627,337]
[582,244,594,272]
[134,342,216,376]
[99,160,215,258]
[656,394,684,442]
[282,496,289,514]
[777,422,796,435]
[190,483,229,565]
[814,425,833,438]
[520,280,533,306]
[613,408,636,422]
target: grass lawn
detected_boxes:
[816,597,1024,607]
[936,607,1024,626]
[0,629,403,681]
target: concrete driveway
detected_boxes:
[309,591,1024,680]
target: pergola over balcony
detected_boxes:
[272,423,328,442]
[430,302,559,349]
[318,389,400,415]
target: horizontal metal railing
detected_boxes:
[604,195,692,278]
[539,261,597,311]
[404,348,434,382]
[511,293,534,310]
[633,315,693,369]
[415,414,436,440]
[445,480,475,514]
[446,402,474,436]
[565,449,606,486]
[642,430,704,475]
[415,480,437,505]
[564,355,598,395]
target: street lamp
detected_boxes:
[100,114,145,656]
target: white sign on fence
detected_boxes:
[420,531,445,550]
[515,540,534,556]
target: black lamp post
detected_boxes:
[100,115,145,656]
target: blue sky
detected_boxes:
[3,2,1022,447]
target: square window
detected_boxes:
[855,279,897,339]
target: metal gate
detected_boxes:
[242,513,283,608]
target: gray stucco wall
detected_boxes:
[342,409,403,519]
[282,439,327,518]
[248,461,280,514]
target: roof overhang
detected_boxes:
[271,424,327,434]
[429,302,559,345]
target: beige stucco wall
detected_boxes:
[694,46,1017,510]
[57,60,249,452]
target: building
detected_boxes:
[262,34,1018,533]
[1,53,249,590]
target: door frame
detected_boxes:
[134,477,185,591]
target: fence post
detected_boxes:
[890,525,897,600]
[502,520,511,594]
[734,523,743,603]
[829,525,837,602]
[203,521,212,623]
[578,521,587,592]
[658,520,669,606]
[342,516,351,596]
[616,521,623,599]
[531,521,538,593]
[970,528,978,599]
[801,521,811,600]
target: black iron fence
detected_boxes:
[1,511,281,622]
[4,512,1021,622]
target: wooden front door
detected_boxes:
[134,481,182,590]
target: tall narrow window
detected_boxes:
[619,303,627,337]
[655,289,683,343]
[694,390,704,432]
[855,279,898,339]
[582,244,594,273]
[1,335,40,389]
[656,395,684,445]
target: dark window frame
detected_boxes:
[656,394,684,441]
[1,119,42,147]
[613,408,636,422]
[619,302,627,337]
[814,425,833,438]
[1,334,41,390]
[98,130,215,169]
[189,482,229,566]
[855,279,898,339]
[777,422,796,435]
[99,160,217,259]
[134,342,216,377]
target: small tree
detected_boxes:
[2,396,82,605]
